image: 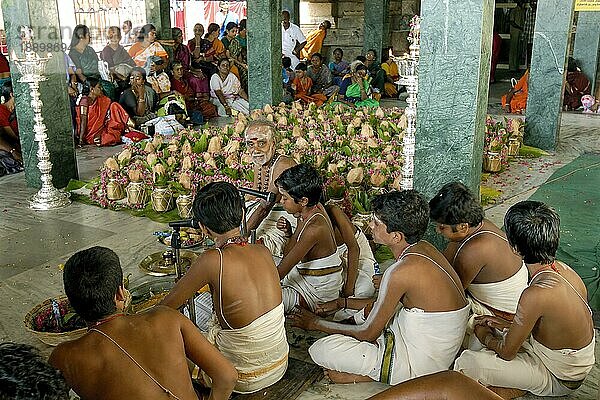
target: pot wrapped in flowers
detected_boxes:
[151,164,173,212]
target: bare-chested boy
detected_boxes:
[49,246,237,400]
[455,201,595,398]
[274,164,343,313]
[291,190,469,385]
[244,120,296,256]
[161,182,288,394]
[430,182,528,348]
[368,371,503,400]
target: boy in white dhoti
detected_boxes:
[430,182,528,348]
[244,120,296,256]
[454,201,595,399]
[291,190,469,385]
[162,182,288,394]
[274,164,343,313]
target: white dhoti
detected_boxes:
[455,334,595,396]
[203,303,289,394]
[309,304,470,385]
[465,262,529,350]
[281,252,343,313]
[246,203,296,257]
[334,228,377,321]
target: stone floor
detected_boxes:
[1,90,599,399]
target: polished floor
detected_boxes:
[1,94,599,399]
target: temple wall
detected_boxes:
[300,0,420,62]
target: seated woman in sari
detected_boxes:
[69,25,115,99]
[119,67,159,127]
[221,22,238,51]
[210,58,249,116]
[77,78,132,146]
[171,61,217,121]
[381,52,399,98]
[364,49,386,97]
[329,48,350,87]
[172,27,210,95]
[100,26,135,100]
[0,81,22,163]
[339,62,379,108]
[229,19,248,92]
[292,62,327,107]
[502,69,529,114]
[188,23,207,64]
[202,23,226,63]
[128,24,169,70]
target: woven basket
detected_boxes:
[24,295,87,347]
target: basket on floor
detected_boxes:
[24,295,87,346]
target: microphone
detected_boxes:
[237,187,277,203]
[168,219,200,229]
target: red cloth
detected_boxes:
[293,76,327,106]
[0,53,9,74]
[490,32,502,83]
[0,104,18,135]
[76,96,129,146]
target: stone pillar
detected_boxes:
[248,0,282,109]
[363,0,390,55]
[524,0,575,151]
[2,0,78,189]
[145,0,172,40]
[414,0,494,198]
[281,0,300,26]
[573,12,600,92]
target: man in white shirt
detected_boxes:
[281,10,306,69]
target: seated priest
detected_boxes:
[161,182,289,394]
[291,190,469,385]
[274,164,344,313]
[429,182,527,349]
[50,246,237,400]
[243,120,296,256]
[77,78,132,146]
[454,201,595,399]
[502,69,529,114]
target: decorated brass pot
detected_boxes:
[176,193,194,218]
[483,152,502,173]
[106,179,125,201]
[151,186,173,212]
[507,138,521,157]
[126,181,147,207]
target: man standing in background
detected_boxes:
[282,10,306,69]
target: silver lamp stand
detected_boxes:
[395,16,421,190]
[12,29,71,210]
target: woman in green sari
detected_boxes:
[338,63,379,108]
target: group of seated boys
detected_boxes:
[1,121,594,400]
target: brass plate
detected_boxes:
[127,277,175,314]
[139,251,199,277]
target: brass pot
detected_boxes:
[106,179,125,201]
[368,186,387,196]
[151,186,173,212]
[507,139,521,157]
[483,152,502,173]
[176,193,194,218]
[326,197,345,208]
[126,181,147,207]
[352,212,373,238]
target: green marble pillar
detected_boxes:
[2,0,78,189]
[363,0,390,55]
[281,0,300,25]
[573,12,600,92]
[145,0,172,40]
[414,0,494,199]
[524,0,575,150]
[248,0,282,109]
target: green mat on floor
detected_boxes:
[528,153,600,310]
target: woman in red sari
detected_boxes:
[292,62,327,106]
[171,62,218,120]
[77,78,132,146]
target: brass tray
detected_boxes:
[139,250,199,277]
[127,277,175,314]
